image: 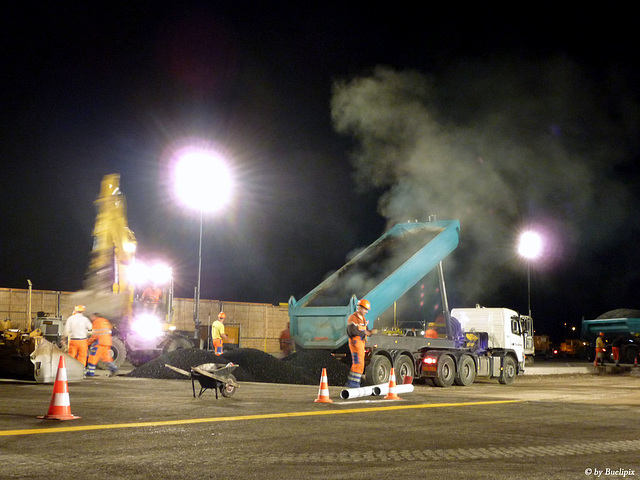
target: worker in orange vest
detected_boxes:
[345,299,377,388]
[211,312,229,356]
[86,313,118,377]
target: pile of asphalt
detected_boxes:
[127,348,350,386]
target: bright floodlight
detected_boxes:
[518,231,543,260]
[175,148,233,212]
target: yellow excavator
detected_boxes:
[70,174,190,368]
[1,175,190,382]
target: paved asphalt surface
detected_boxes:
[1,361,640,480]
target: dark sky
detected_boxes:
[2,2,639,342]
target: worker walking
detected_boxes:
[62,305,93,366]
[86,313,118,377]
[211,312,229,356]
[595,332,606,366]
[345,299,377,388]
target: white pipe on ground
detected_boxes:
[339,385,378,399]
[373,383,415,396]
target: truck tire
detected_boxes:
[499,355,517,385]
[163,336,193,354]
[433,355,455,387]
[394,355,414,384]
[454,355,476,387]
[98,337,126,370]
[365,355,392,385]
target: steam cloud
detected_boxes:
[330,57,639,307]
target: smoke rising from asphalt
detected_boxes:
[330,57,639,306]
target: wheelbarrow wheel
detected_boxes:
[220,374,237,398]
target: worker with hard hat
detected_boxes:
[86,313,118,377]
[62,305,93,366]
[211,312,229,356]
[345,298,377,388]
[595,332,606,367]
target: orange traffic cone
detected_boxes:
[384,368,402,400]
[38,356,81,420]
[635,356,638,367]
[314,368,333,403]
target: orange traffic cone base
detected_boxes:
[384,368,402,400]
[314,367,333,403]
[38,356,81,421]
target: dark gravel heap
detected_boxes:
[127,348,350,386]
[283,350,350,386]
[596,309,640,319]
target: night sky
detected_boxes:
[2,2,639,342]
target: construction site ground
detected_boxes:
[1,359,639,480]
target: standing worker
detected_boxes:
[345,298,377,388]
[612,335,624,367]
[86,313,118,377]
[62,305,93,367]
[595,332,606,366]
[279,322,294,357]
[211,312,229,356]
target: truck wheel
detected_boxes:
[394,355,414,384]
[499,356,517,385]
[365,355,392,385]
[454,355,476,386]
[433,355,455,387]
[163,336,193,354]
[220,374,237,397]
[98,336,126,370]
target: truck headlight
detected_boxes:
[131,313,163,339]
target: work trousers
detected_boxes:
[346,336,365,387]
[213,339,224,356]
[68,339,89,366]
[612,347,620,364]
[86,342,117,376]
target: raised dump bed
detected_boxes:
[289,219,460,350]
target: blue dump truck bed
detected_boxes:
[581,317,640,339]
[288,219,460,350]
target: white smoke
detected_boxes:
[330,57,639,305]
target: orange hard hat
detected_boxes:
[74,305,86,313]
[218,312,226,319]
[357,299,371,310]
[598,332,604,336]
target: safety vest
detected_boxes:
[347,312,368,339]
[90,317,113,346]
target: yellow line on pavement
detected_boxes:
[0,399,523,436]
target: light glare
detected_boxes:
[175,149,233,212]
[518,231,543,260]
